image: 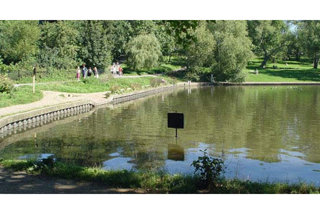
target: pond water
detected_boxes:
[1,86,320,184]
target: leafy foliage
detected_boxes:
[192,150,225,189]
[297,21,320,68]
[247,20,289,67]
[186,22,215,69]
[0,21,40,64]
[126,34,162,70]
[78,21,113,69]
[210,21,253,81]
[38,21,80,69]
[0,74,14,93]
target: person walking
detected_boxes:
[93,67,99,78]
[82,64,88,78]
[116,62,120,75]
[110,63,115,75]
[88,67,93,77]
[76,66,81,81]
[119,65,123,76]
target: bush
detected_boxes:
[191,150,225,189]
[0,74,14,93]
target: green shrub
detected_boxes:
[0,74,14,93]
[192,150,225,189]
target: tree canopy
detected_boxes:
[1,20,320,82]
[126,34,162,70]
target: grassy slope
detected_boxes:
[245,58,320,82]
[1,159,319,194]
[36,76,178,93]
[0,86,43,108]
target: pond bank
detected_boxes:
[1,160,319,194]
[0,166,144,194]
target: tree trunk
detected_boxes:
[260,55,269,68]
[314,57,319,69]
[295,52,300,61]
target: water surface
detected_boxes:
[1,86,320,184]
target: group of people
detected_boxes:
[76,64,99,81]
[76,62,123,81]
[111,62,123,76]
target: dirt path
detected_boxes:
[0,90,112,118]
[0,166,143,193]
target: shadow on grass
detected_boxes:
[254,68,320,82]
[0,160,199,193]
[2,160,320,194]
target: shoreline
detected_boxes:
[1,159,319,194]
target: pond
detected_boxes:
[1,86,320,184]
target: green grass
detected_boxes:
[245,58,320,82]
[1,159,319,194]
[122,62,182,76]
[36,75,178,93]
[0,86,43,108]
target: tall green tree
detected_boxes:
[39,21,80,69]
[164,20,200,49]
[78,21,113,69]
[108,21,133,60]
[0,21,40,64]
[185,22,215,71]
[297,21,320,69]
[210,21,253,81]
[154,22,176,61]
[126,34,162,70]
[247,20,289,68]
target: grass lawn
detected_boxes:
[1,159,319,194]
[0,86,43,108]
[245,58,320,82]
[36,75,178,93]
[122,62,182,76]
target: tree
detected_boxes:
[297,21,320,69]
[164,20,200,49]
[78,21,112,69]
[38,21,80,69]
[126,34,162,70]
[107,21,133,60]
[154,22,176,62]
[247,20,289,68]
[284,31,301,61]
[0,21,40,64]
[185,22,215,70]
[210,21,253,81]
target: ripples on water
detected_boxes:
[1,86,320,184]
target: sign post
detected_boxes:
[167,113,184,138]
[32,66,37,94]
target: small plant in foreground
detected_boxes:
[191,149,225,189]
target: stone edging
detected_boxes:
[0,101,95,139]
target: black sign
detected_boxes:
[168,113,184,129]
